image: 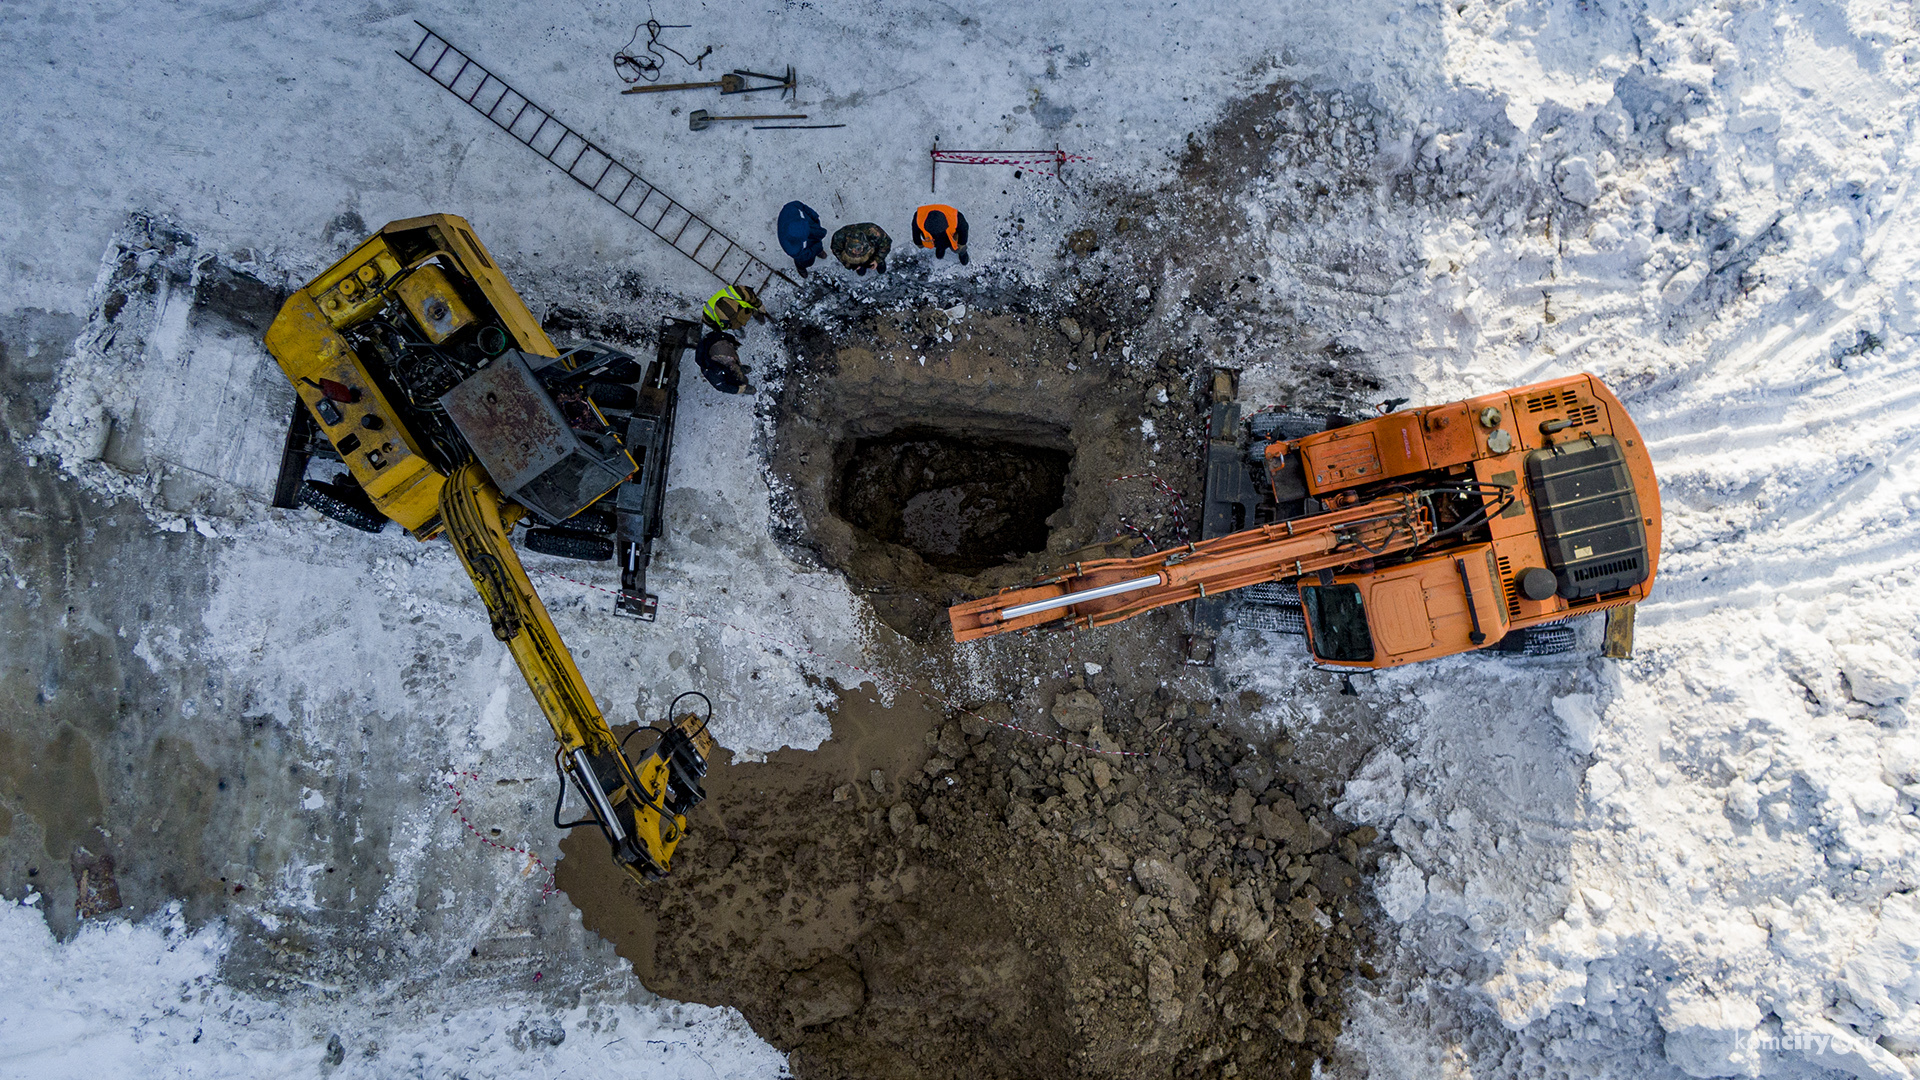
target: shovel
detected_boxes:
[623,74,747,95]
[688,109,807,131]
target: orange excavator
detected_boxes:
[949,373,1660,669]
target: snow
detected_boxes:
[4,0,1920,1077]
[1223,0,1920,1075]
[0,894,784,1079]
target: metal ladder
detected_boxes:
[400,24,789,294]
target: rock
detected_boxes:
[832,784,854,803]
[1555,156,1600,206]
[1214,949,1240,980]
[1089,758,1112,790]
[1273,1001,1308,1041]
[1052,689,1103,733]
[870,769,888,794]
[923,756,954,778]
[1229,788,1254,827]
[959,702,1011,739]
[323,1033,344,1068]
[1109,804,1141,832]
[936,722,967,759]
[888,803,917,835]
[1209,886,1267,944]
[705,840,737,871]
[784,958,867,1029]
[1230,756,1274,795]
[69,846,121,919]
[1133,854,1201,916]
[1065,230,1098,258]
[1095,841,1132,871]
[1253,798,1330,854]
[1146,953,1182,1025]
[1062,773,1088,800]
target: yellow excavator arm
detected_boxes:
[265,215,713,886]
[439,462,715,883]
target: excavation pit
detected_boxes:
[835,431,1071,574]
[767,303,1189,638]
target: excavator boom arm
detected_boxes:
[440,462,609,751]
[950,495,1434,641]
[439,462,712,882]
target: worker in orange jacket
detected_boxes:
[912,204,969,265]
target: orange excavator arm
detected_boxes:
[949,494,1435,641]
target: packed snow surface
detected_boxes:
[0,894,784,1078]
[3,0,1920,1077]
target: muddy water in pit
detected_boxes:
[837,432,1070,573]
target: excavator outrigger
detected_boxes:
[951,374,1661,668]
[265,214,712,883]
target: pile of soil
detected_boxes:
[561,680,1380,1079]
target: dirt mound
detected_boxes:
[561,680,1379,1079]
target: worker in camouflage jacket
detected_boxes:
[830,222,891,275]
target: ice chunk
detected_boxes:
[1337,748,1406,826]
[1377,853,1427,922]
[1836,643,1914,706]
[1660,989,1763,1078]
[1556,157,1600,206]
[1554,693,1601,755]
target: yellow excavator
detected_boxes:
[264,213,713,883]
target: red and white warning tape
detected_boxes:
[445,768,559,898]
[1107,472,1191,540]
[930,147,1093,188]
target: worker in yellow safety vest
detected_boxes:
[702,284,768,332]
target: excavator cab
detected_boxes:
[266,214,681,617]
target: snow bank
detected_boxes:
[0,894,782,1079]
[1219,0,1920,1076]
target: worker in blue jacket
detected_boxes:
[777,201,827,276]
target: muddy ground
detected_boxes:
[565,676,1386,1079]
[0,76,1412,1077]
[556,80,1404,1078]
